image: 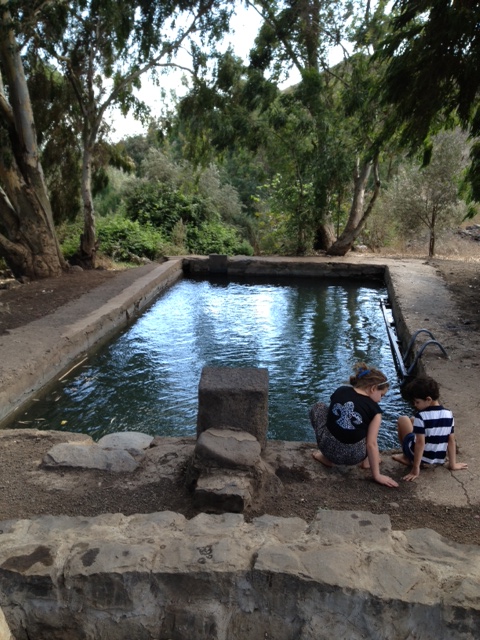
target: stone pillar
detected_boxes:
[197,367,269,450]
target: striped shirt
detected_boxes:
[413,405,454,464]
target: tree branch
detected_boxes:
[0,70,14,126]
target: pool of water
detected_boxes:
[12,276,411,448]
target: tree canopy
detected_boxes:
[1,0,478,277]
[0,0,233,276]
[379,0,480,198]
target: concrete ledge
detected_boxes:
[0,510,479,639]
[0,260,183,425]
[183,255,386,280]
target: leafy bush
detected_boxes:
[57,220,83,259]
[93,168,136,218]
[59,215,166,262]
[124,180,212,232]
[186,220,254,255]
[96,215,166,261]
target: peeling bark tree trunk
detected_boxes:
[313,221,336,251]
[0,1,66,279]
[326,155,381,257]
[65,36,104,270]
[70,135,97,269]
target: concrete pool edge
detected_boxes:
[0,260,183,426]
[1,509,479,639]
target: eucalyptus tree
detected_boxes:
[0,0,66,278]
[245,0,394,255]
[379,0,480,202]
[244,0,352,251]
[26,60,84,225]
[26,0,231,268]
[177,1,352,254]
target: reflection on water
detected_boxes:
[13,276,411,448]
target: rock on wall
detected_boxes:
[0,510,479,640]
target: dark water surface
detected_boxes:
[13,276,411,449]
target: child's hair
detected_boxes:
[349,362,389,390]
[404,376,440,401]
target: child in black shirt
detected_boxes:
[310,362,398,488]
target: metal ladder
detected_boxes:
[380,299,448,381]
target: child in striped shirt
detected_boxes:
[392,376,468,481]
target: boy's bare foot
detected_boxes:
[359,458,370,469]
[392,453,411,466]
[312,451,334,467]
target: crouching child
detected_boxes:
[392,376,468,481]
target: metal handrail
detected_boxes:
[403,329,436,361]
[380,299,448,380]
[380,300,407,377]
[405,340,449,375]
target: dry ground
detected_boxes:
[0,256,479,545]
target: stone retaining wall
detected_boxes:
[183,255,386,281]
[0,510,479,640]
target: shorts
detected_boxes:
[309,401,367,466]
[402,432,415,462]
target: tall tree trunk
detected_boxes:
[66,39,101,270]
[327,155,381,257]
[429,208,437,257]
[313,221,336,251]
[71,137,97,269]
[0,1,65,279]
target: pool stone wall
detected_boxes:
[0,510,479,640]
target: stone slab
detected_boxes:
[98,431,154,454]
[195,428,261,469]
[43,443,139,472]
[194,472,254,512]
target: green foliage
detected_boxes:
[124,180,211,232]
[174,1,400,255]
[96,216,166,261]
[123,178,254,256]
[253,205,292,255]
[58,215,166,261]
[93,168,135,218]
[359,205,398,251]
[90,142,254,258]
[379,0,480,199]
[25,61,83,224]
[375,130,469,256]
[256,173,316,254]
[57,220,84,259]
[186,220,253,256]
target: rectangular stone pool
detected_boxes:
[10,275,411,448]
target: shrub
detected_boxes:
[96,215,166,261]
[124,181,211,232]
[57,220,84,259]
[186,220,254,256]
[93,168,136,218]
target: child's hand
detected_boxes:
[448,462,468,471]
[403,469,420,481]
[374,474,399,488]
